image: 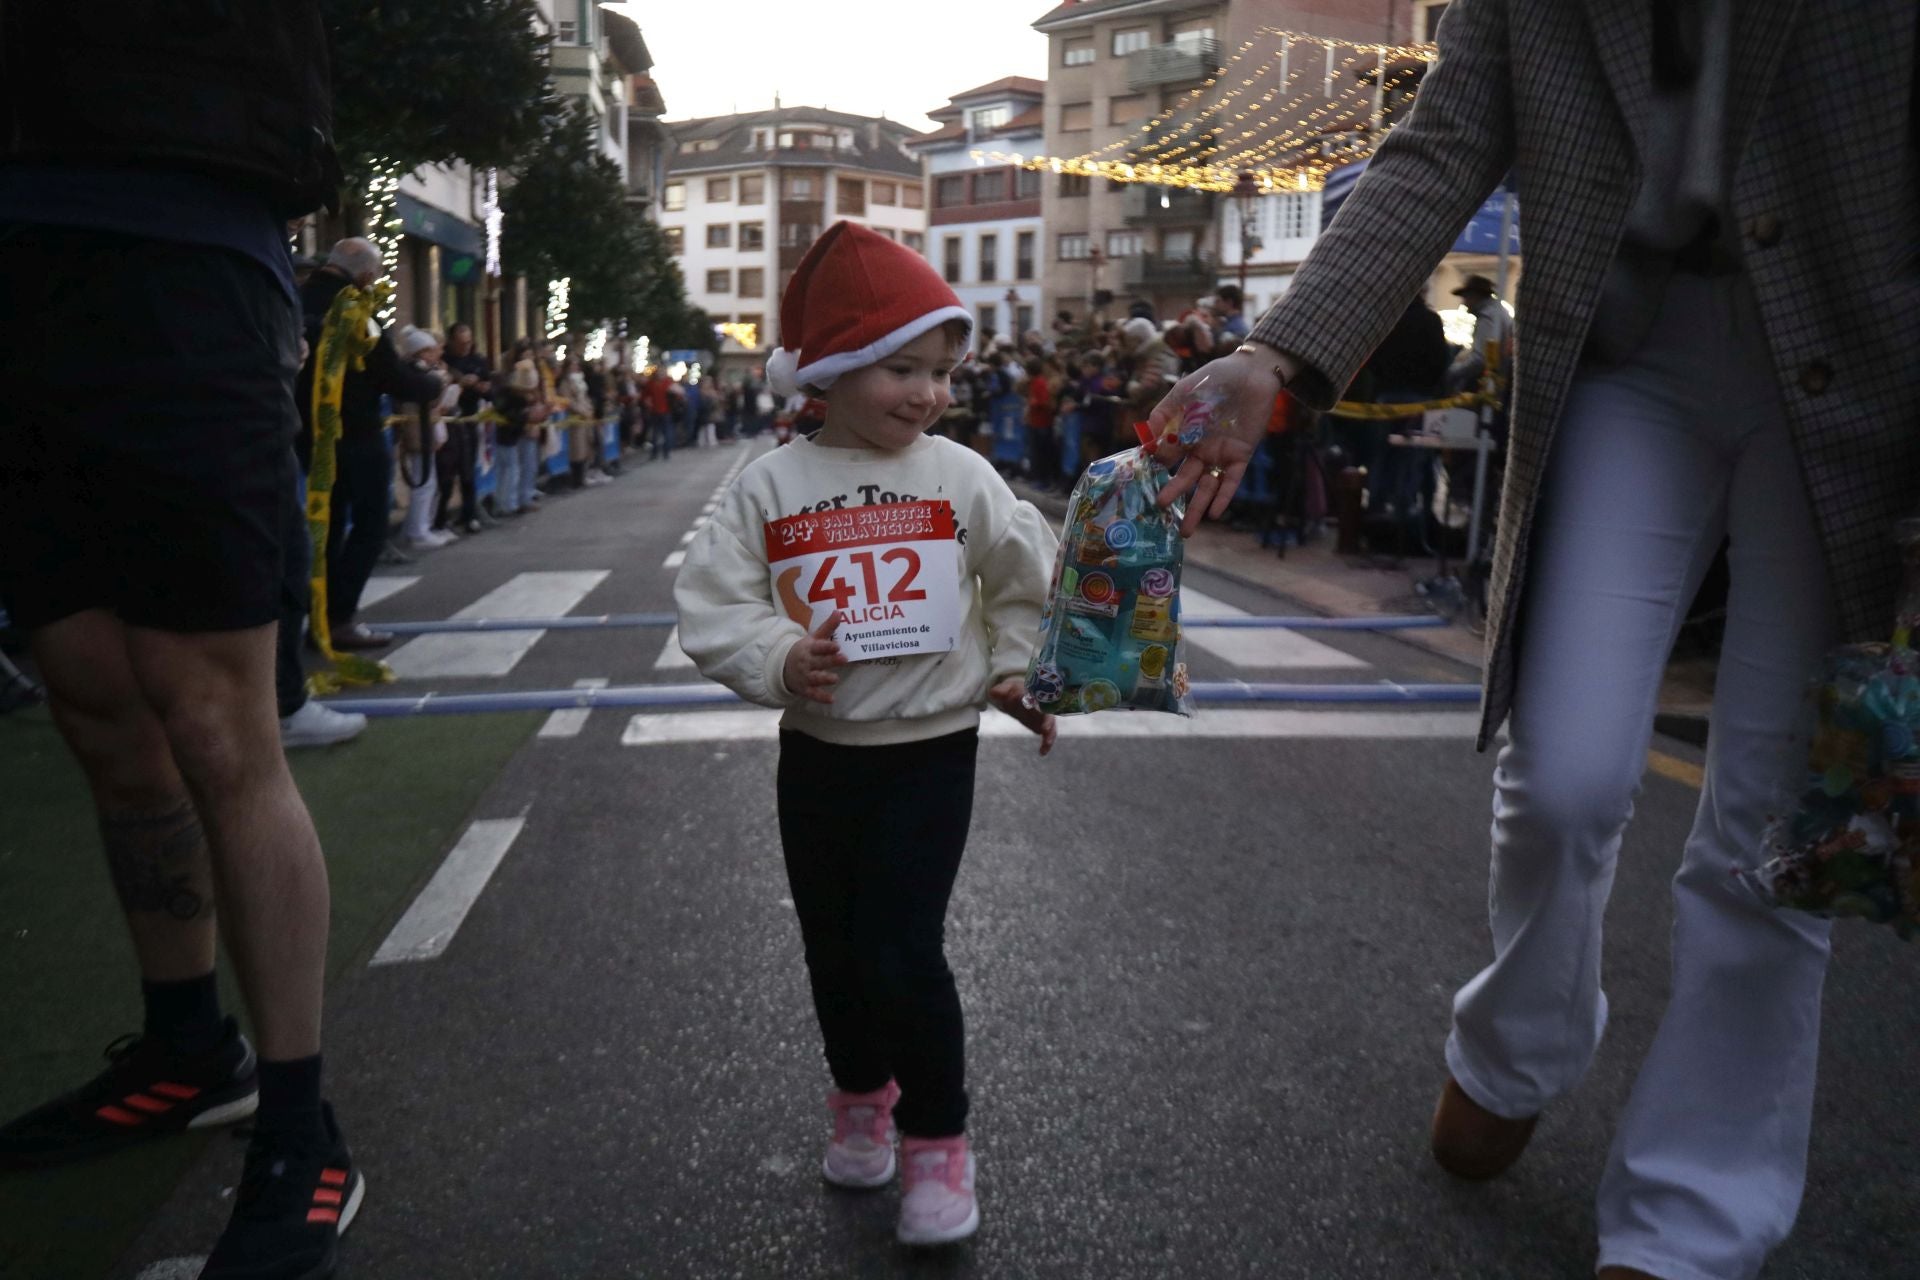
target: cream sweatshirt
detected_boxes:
[674,434,1056,746]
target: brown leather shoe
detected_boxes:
[1430,1076,1537,1180]
[1596,1270,1661,1279]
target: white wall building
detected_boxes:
[908,78,1047,346]
[657,107,928,370]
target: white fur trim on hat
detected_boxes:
[788,307,973,396]
[765,346,802,398]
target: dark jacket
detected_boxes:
[445,351,494,417]
[1359,299,1454,398]
[1,2,340,218]
[295,268,443,470]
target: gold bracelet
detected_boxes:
[1234,342,1293,389]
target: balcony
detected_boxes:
[1126,37,1221,91]
[1122,185,1216,226]
[1121,250,1219,291]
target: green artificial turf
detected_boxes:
[0,706,539,1279]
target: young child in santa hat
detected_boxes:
[675,220,1056,1246]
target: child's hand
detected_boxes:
[989,678,1057,756]
[784,613,848,705]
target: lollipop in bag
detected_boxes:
[1746,519,1920,936]
[1026,421,1194,717]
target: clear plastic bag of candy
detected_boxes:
[1025,425,1194,717]
[1745,519,1920,936]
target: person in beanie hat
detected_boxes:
[675,220,1057,1246]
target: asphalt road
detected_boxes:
[111,440,1920,1279]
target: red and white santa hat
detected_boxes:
[765,221,973,397]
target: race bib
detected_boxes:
[765,501,961,661]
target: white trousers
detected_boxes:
[402,466,438,541]
[1446,274,1838,1280]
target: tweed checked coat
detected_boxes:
[1250,0,1919,750]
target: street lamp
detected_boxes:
[1004,287,1021,342]
[1231,170,1263,300]
[1086,244,1106,322]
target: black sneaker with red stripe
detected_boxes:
[0,1017,257,1167]
[202,1102,364,1280]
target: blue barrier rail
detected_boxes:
[376,613,1447,636]
[322,680,1481,718]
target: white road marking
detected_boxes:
[539,678,610,738]
[663,549,687,570]
[679,528,699,545]
[621,708,1482,746]
[136,1260,209,1280]
[386,571,609,678]
[359,576,421,609]
[372,817,527,964]
[1179,586,1367,670]
[654,626,697,671]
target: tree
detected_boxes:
[322,0,557,223]
[503,106,707,346]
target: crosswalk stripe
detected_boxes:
[1179,586,1367,670]
[679,529,699,545]
[654,626,697,671]
[539,678,610,738]
[386,571,609,678]
[371,817,527,964]
[359,576,421,609]
[620,707,1482,746]
[663,549,687,570]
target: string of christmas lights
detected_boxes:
[971,27,1436,194]
[364,162,405,325]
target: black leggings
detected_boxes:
[435,420,478,527]
[776,727,976,1138]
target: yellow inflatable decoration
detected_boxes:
[305,282,398,693]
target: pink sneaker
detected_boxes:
[896,1135,978,1245]
[821,1081,898,1188]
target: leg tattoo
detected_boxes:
[100,797,214,922]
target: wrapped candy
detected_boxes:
[1026,424,1194,717]
[1747,520,1920,936]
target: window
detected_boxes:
[943,236,963,284]
[780,222,821,247]
[1058,233,1090,261]
[901,184,924,209]
[1059,172,1090,197]
[1062,37,1095,66]
[977,303,997,338]
[1106,230,1143,258]
[738,267,765,298]
[1060,101,1092,131]
[781,172,817,199]
[739,221,765,250]
[873,227,898,240]
[969,106,1011,133]
[1015,304,1034,336]
[1417,1,1451,41]
[556,19,577,42]
[663,182,686,212]
[972,170,1006,203]
[1112,27,1153,56]
[1015,168,1041,200]
[739,174,765,204]
[1163,229,1196,258]
[978,233,998,282]
[706,224,730,248]
[1173,25,1216,48]
[872,180,898,206]
[1109,94,1148,125]
[736,313,764,343]
[706,177,732,202]
[837,177,866,215]
[903,230,925,251]
[1107,178,1129,194]
[706,269,731,293]
[1016,230,1036,280]
[935,175,968,208]
[663,226,685,254]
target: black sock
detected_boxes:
[142,973,225,1054]
[257,1054,326,1140]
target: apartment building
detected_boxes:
[907,78,1047,345]
[1031,0,1411,324]
[659,108,928,368]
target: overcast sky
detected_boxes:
[612,0,1051,130]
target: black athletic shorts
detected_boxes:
[0,223,299,633]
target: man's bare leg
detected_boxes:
[122,621,330,1062]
